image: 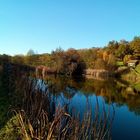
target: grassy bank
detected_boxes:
[118,64,140,84]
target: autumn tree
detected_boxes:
[130,36,140,58]
[115,40,132,59]
[94,58,107,69]
[107,40,119,54]
[51,47,64,72]
[25,49,38,66]
[0,54,11,64]
[51,48,86,76]
[107,54,117,71]
[123,55,133,64]
[12,55,25,64]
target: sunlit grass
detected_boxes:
[116,61,124,66]
[0,115,21,140]
[135,64,140,73]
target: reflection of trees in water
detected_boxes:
[43,76,81,99]
[63,86,77,99]
[83,79,140,115]
[43,76,140,115]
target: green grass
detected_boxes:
[135,64,140,73]
[118,66,128,70]
[134,83,140,92]
[116,61,124,66]
[0,115,21,140]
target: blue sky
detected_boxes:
[0,0,140,55]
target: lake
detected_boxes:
[41,76,140,140]
[1,73,140,140]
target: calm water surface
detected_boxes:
[41,76,140,140]
[1,74,140,140]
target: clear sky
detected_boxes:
[0,0,140,55]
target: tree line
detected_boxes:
[0,36,140,75]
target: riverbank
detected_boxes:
[120,66,140,84]
[83,65,140,84]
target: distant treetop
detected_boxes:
[27,49,35,56]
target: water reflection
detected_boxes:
[41,76,140,116]
[40,76,140,139]
[1,67,140,139]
